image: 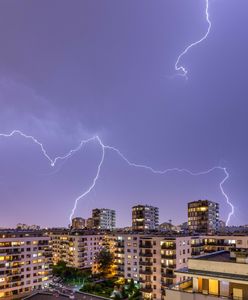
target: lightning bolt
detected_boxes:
[0,130,234,225]
[175,0,211,78]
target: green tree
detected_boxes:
[95,248,114,277]
[52,260,67,277]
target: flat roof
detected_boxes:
[196,251,235,263]
[175,267,248,283]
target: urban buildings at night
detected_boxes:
[1,202,248,299]
[0,0,246,298]
[165,249,248,299]
[132,205,159,231]
[71,217,86,230]
[0,230,51,299]
[92,208,116,230]
[50,229,104,270]
[188,200,220,234]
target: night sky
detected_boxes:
[0,0,247,228]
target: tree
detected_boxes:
[52,260,67,277]
[95,248,114,277]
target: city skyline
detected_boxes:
[0,0,248,227]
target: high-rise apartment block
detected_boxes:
[92,208,116,230]
[0,230,52,299]
[188,200,219,234]
[132,205,159,231]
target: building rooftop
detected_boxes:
[176,267,248,282]
[176,250,248,283]
[196,250,235,262]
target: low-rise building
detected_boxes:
[165,249,248,299]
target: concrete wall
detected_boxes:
[164,290,225,300]
[189,259,248,276]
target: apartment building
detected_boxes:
[71,218,86,230]
[132,205,159,231]
[188,200,219,234]
[0,230,52,299]
[92,209,116,230]
[165,249,248,299]
[51,230,104,270]
[139,235,192,300]
[113,234,141,282]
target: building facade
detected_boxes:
[188,200,219,234]
[92,209,116,230]
[71,217,86,230]
[165,249,248,300]
[51,231,104,269]
[0,230,52,299]
[132,205,159,231]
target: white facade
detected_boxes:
[0,231,51,299]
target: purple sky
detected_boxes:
[0,0,247,228]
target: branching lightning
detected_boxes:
[0,130,234,225]
[175,0,211,78]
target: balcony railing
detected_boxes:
[139,269,152,275]
[161,254,176,259]
[161,272,176,278]
[161,263,176,269]
[140,285,153,293]
[161,244,176,250]
[140,244,152,249]
[139,252,152,257]
[139,261,153,266]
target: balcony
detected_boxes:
[161,254,176,259]
[140,243,152,249]
[139,278,152,284]
[115,250,125,254]
[139,251,152,257]
[191,242,204,247]
[161,263,176,269]
[140,285,153,293]
[139,261,153,266]
[161,244,176,250]
[161,272,176,279]
[140,269,152,275]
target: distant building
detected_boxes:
[188,200,219,234]
[16,223,40,230]
[159,222,173,232]
[92,208,116,230]
[86,217,94,229]
[71,217,85,230]
[132,205,159,231]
